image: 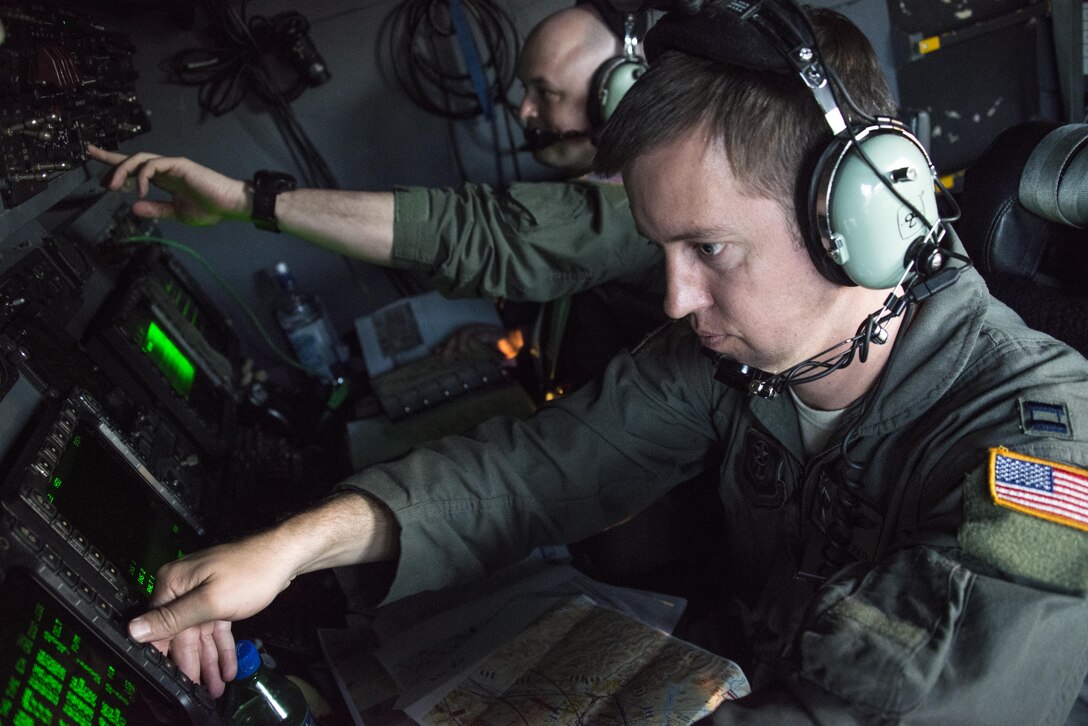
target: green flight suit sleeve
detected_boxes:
[390,180,661,302]
[339,324,728,603]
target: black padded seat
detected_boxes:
[956,121,1088,355]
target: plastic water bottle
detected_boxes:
[225,640,315,725]
[273,262,342,383]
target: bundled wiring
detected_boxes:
[379,0,524,183]
[165,1,338,188]
[166,0,421,297]
[381,0,519,120]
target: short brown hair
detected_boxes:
[595,7,896,204]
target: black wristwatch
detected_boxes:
[251,170,297,233]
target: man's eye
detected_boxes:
[697,243,724,257]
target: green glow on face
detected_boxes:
[140,322,194,397]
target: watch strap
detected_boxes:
[251,170,297,233]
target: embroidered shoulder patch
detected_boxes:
[989,447,1088,531]
[1018,399,1073,439]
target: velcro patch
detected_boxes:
[1018,399,1073,439]
[989,447,1088,532]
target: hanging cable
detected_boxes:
[381,0,518,119]
[379,0,523,183]
[164,1,420,298]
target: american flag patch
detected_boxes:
[989,447,1088,531]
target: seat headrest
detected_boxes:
[1019,123,1088,227]
[957,121,1088,287]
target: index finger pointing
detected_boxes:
[131,585,223,646]
[86,144,126,165]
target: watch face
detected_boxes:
[255,170,298,192]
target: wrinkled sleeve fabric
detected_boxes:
[390,180,660,302]
[339,325,726,604]
[704,520,1088,724]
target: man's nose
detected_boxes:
[663,255,712,321]
[518,93,537,125]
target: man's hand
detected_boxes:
[126,491,400,698]
[87,145,249,227]
[128,533,298,697]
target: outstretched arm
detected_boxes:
[87,145,395,264]
[89,147,664,304]
[128,491,400,698]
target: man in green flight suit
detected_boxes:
[90,3,664,395]
[105,1,1088,721]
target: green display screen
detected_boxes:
[140,321,194,398]
[47,421,201,600]
[0,570,178,725]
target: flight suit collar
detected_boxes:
[740,267,988,471]
[748,393,805,462]
[856,267,989,438]
[744,266,992,459]
[777,268,990,546]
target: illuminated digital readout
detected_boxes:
[46,422,200,599]
[110,271,230,434]
[0,571,169,725]
[141,321,195,398]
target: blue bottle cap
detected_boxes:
[235,640,261,680]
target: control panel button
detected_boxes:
[14,524,42,550]
[59,563,79,587]
[51,514,71,536]
[27,490,57,519]
[41,545,60,570]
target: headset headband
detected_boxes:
[576,0,651,43]
[645,0,846,133]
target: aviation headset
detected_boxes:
[645,0,953,290]
[589,11,650,127]
[521,2,648,152]
[641,0,966,398]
